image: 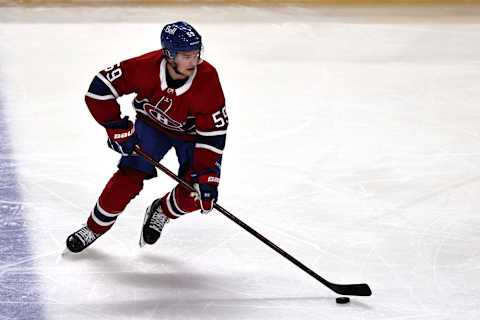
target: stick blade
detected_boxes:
[329,283,372,296]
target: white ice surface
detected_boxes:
[1,5,480,320]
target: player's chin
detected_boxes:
[182,68,196,76]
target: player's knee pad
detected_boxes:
[99,167,147,212]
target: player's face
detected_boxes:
[174,50,200,76]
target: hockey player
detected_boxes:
[66,21,228,253]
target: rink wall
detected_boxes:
[2,0,480,5]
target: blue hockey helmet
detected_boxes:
[161,21,202,59]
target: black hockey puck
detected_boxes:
[336,297,350,304]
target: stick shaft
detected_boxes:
[134,146,372,296]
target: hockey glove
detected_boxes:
[191,171,220,214]
[105,117,138,156]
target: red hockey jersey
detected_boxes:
[85,49,228,173]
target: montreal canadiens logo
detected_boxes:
[134,98,184,131]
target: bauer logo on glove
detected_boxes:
[104,116,138,156]
[113,128,135,140]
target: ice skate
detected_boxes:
[139,198,170,247]
[66,225,102,253]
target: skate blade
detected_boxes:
[138,205,151,248]
[139,235,146,248]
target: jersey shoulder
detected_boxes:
[194,59,223,93]
[191,59,225,112]
[118,49,164,89]
[122,49,164,70]
[196,59,220,81]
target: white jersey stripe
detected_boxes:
[90,211,116,226]
[96,72,119,98]
[166,192,182,218]
[85,92,116,101]
[196,129,227,136]
[96,201,121,217]
[195,143,223,154]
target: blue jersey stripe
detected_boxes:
[93,204,118,223]
[197,134,226,151]
[87,75,116,97]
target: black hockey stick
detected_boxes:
[134,146,372,297]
